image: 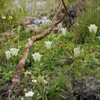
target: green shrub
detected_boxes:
[73,8,100,43]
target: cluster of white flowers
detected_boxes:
[88,24,98,34]
[32,41,53,62]
[73,24,98,57]
[5,48,19,60]
[25,91,34,97]
[32,78,47,85]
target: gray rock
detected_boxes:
[12,0,47,13]
[74,77,100,99]
[25,24,40,32]
[33,16,51,25]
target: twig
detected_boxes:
[61,0,68,18]
[10,1,65,90]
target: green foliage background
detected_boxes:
[0,0,100,100]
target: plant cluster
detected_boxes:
[0,0,100,100]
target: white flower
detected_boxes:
[10,48,19,56]
[28,38,33,46]
[21,97,24,100]
[88,24,98,33]
[24,71,31,76]
[37,93,39,96]
[2,16,6,19]
[74,47,80,57]
[5,50,11,60]
[32,52,42,62]
[25,91,34,97]
[44,41,52,49]
[44,80,47,84]
[32,79,37,83]
[61,28,67,36]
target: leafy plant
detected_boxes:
[73,8,100,43]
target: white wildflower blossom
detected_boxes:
[61,28,67,36]
[45,41,52,49]
[2,16,6,19]
[5,50,11,60]
[21,97,24,100]
[74,47,80,57]
[25,91,34,97]
[32,79,37,83]
[10,48,19,56]
[88,24,98,34]
[32,52,42,62]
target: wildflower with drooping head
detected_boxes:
[32,52,42,62]
[45,41,52,49]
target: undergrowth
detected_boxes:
[0,0,100,100]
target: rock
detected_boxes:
[33,16,51,26]
[22,15,51,32]
[25,24,40,32]
[12,0,47,13]
[36,1,46,10]
[74,77,100,100]
[22,19,31,26]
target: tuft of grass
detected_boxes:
[73,8,100,43]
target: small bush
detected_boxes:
[73,8,100,43]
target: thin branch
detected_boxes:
[61,0,68,17]
[10,1,65,90]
